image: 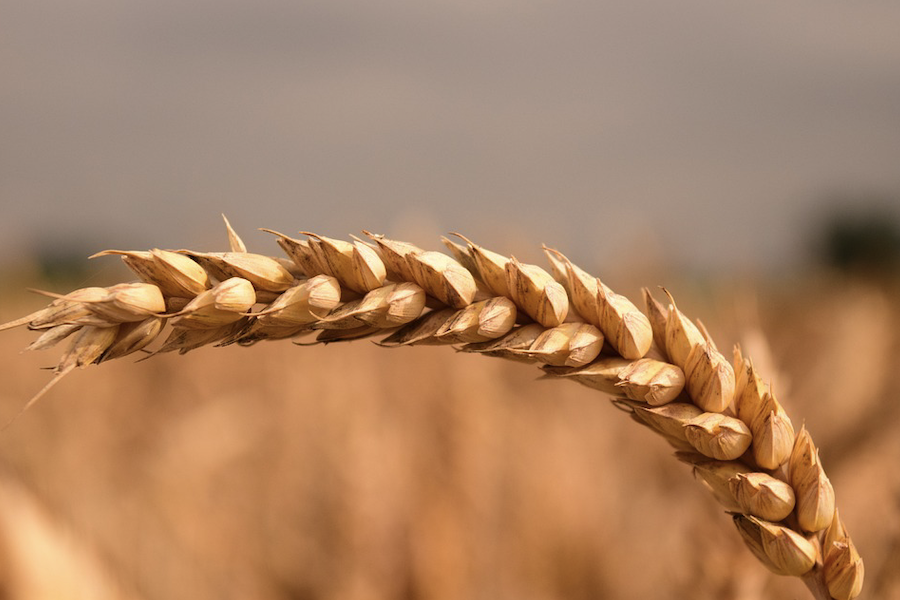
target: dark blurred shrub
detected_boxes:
[34,239,128,288]
[813,199,900,276]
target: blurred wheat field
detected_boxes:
[0,277,898,600]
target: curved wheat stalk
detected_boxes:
[0,218,864,600]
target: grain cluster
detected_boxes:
[0,219,863,600]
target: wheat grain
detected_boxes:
[0,218,864,600]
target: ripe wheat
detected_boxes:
[0,218,864,600]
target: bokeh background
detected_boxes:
[1,1,900,598]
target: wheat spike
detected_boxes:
[0,221,863,600]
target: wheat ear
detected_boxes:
[0,218,864,600]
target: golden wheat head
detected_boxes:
[0,217,864,600]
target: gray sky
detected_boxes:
[2,0,900,274]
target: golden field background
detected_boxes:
[0,270,898,600]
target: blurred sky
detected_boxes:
[2,0,900,273]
